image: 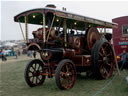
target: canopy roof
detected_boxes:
[14,7,118,28]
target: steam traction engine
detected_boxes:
[14,5,118,90]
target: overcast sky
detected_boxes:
[1,0,128,41]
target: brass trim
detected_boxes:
[25,16,28,42]
[43,14,46,43]
[18,21,26,42]
[63,19,67,47]
[72,49,75,56]
[62,48,66,57]
[47,15,55,41]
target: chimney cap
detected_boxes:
[45,4,56,8]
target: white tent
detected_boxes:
[3,42,18,47]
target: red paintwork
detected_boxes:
[112,16,128,57]
[32,28,49,40]
[72,55,91,66]
[64,49,75,58]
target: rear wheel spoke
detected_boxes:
[60,72,65,77]
[107,52,112,56]
[106,63,111,67]
[61,79,67,86]
[99,52,103,57]
[104,68,109,75]
[102,47,105,54]
[104,43,108,50]
[98,60,103,62]
[66,65,69,72]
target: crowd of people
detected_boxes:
[0,49,37,61]
[27,51,36,58]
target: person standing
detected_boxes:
[27,51,32,58]
[126,76,128,84]
[1,51,4,61]
[33,51,36,58]
[15,51,18,59]
[1,50,7,61]
[118,50,128,69]
[18,50,21,56]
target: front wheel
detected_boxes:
[55,59,76,90]
[24,59,46,87]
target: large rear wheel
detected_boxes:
[91,40,114,79]
[24,59,46,87]
[55,59,76,90]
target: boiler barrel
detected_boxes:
[41,48,75,61]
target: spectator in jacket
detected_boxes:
[118,50,128,69]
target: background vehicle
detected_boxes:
[112,16,128,61]
[14,4,118,90]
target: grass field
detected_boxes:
[0,55,128,96]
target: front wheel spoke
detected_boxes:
[29,70,33,73]
[31,77,34,84]
[31,65,36,71]
[29,75,33,78]
[39,69,43,72]
[35,63,37,70]
[38,65,41,70]
[37,76,41,82]
[35,77,38,84]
